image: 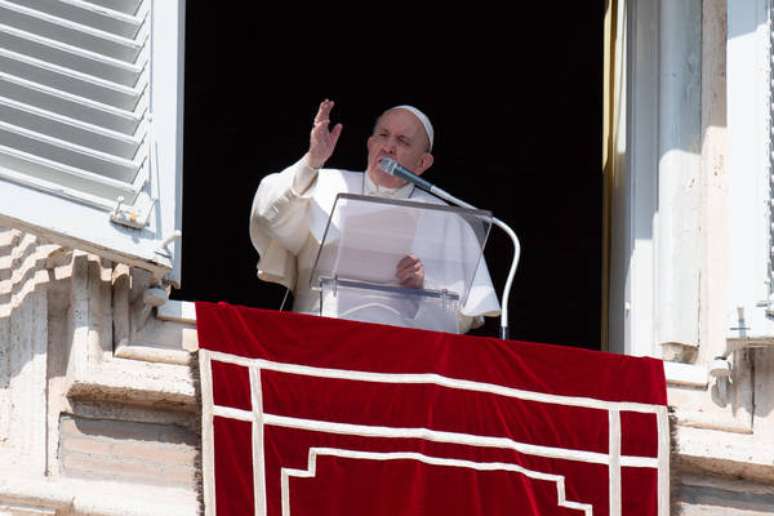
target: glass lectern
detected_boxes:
[310,193,492,334]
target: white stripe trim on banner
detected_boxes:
[262,412,658,469]
[203,350,668,516]
[210,404,658,469]
[250,366,267,516]
[608,409,622,516]
[281,447,593,516]
[213,405,252,422]
[207,351,663,414]
[656,406,670,516]
[199,350,217,516]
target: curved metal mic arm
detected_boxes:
[426,187,521,341]
[378,157,521,339]
[491,217,521,339]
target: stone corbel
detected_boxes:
[56,256,196,408]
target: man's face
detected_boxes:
[366,109,433,188]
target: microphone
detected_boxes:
[378,156,521,341]
[378,157,435,192]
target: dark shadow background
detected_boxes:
[176,6,604,349]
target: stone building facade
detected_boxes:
[2,0,774,514]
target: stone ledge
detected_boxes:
[0,479,72,514]
[665,361,708,388]
[66,360,197,409]
[115,341,195,366]
[675,426,774,484]
[0,475,198,516]
[675,473,774,515]
[157,300,197,325]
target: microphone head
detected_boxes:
[378,157,399,176]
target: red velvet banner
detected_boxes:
[197,302,668,516]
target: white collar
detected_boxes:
[363,171,415,199]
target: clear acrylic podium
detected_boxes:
[310,193,492,333]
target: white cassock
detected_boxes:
[249,157,501,333]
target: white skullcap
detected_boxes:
[389,105,434,151]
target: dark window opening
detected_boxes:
[178,6,604,350]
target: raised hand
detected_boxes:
[307,99,343,169]
[396,254,424,289]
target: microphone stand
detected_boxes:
[426,186,521,341]
[378,158,521,340]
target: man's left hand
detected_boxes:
[396,255,424,289]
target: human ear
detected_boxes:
[415,153,434,176]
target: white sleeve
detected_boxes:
[249,155,318,257]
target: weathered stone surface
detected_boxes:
[0,228,200,514]
[59,415,198,489]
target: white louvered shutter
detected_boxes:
[727,0,774,337]
[0,0,184,284]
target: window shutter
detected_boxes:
[727,0,773,337]
[0,0,184,284]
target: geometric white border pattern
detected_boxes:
[201,350,670,516]
[280,448,594,516]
